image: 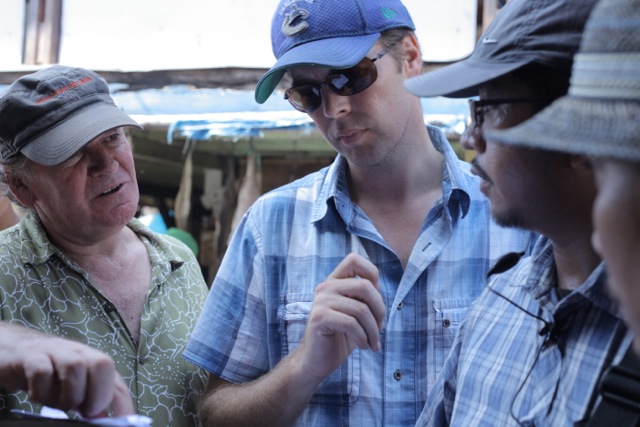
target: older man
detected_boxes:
[0,65,207,426]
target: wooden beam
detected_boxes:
[0,67,269,91]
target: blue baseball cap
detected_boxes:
[254,0,415,104]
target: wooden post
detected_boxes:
[23,0,62,65]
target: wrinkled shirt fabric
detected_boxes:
[0,211,208,427]
[185,126,534,426]
[417,237,629,427]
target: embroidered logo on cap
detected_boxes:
[381,6,397,20]
[282,4,310,37]
[35,76,93,104]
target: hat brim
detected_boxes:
[486,96,640,162]
[21,103,143,166]
[404,57,531,99]
[255,33,381,104]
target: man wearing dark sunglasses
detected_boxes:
[405,0,629,425]
[184,1,533,426]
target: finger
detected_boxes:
[314,283,385,349]
[337,298,383,350]
[54,351,88,411]
[312,302,379,350]
[77,357,115,417]
[329,253,379,287]
[317,278,386,328]
[23,354,59,408]
[108,373,135,417]
[343,280,386,329]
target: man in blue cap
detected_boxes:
[185,1,532,425]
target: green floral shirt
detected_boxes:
[0,211,208,427]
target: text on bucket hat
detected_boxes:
[404,0,599,98]
[485,0,640,162]
[0,65,142,166]
[254,0,415,104]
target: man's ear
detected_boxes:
[402,33,423,78]
[5,171,36,208]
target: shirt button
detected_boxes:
[443,319,451,328]
[397,302,403,310]
[393,370,402,381]
[138,355,147,364]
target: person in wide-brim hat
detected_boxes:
[487,0,640,354]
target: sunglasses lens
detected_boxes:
[285,85,322,113]
[284,57,379,113]
[328,58,377,96]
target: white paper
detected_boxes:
[12,407,153,427]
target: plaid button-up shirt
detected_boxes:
[418,237,630,426]
[185,126,534,426]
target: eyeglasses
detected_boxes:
[468,97,556,129]
[284,48,391,113]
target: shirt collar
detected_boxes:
[501,236,620,320]
[16,211,186,273]
[428,125,471,219]
[310,125,472,224]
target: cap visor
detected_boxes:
[255,33,380,104]
[21,103,142,166]
[486,96,640,162]
[405,58,530,98]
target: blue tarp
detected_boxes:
[0,84,469,142]
[165,111,315,143]
[109,87,469,142]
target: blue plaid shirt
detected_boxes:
[185,126,534,426]
[418,237,630,427]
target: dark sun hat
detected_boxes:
[0,65,142,166]
[404,0,598,98]
[486,0,640,162]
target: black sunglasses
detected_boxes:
[284,47,391,113]
[468,97,556,128]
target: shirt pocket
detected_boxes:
[278,292,361,405]
[432,297,476,369]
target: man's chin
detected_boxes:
[104,203,138,227]
[491,208,525,230]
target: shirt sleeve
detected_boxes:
[183,210,270,382]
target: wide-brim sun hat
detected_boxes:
[486,0,640,162]
[0,65,142,166]
[404,0,598,98]
[254,0,415,104]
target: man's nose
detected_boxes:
[321,88,351,118]
[460,125,486,154]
